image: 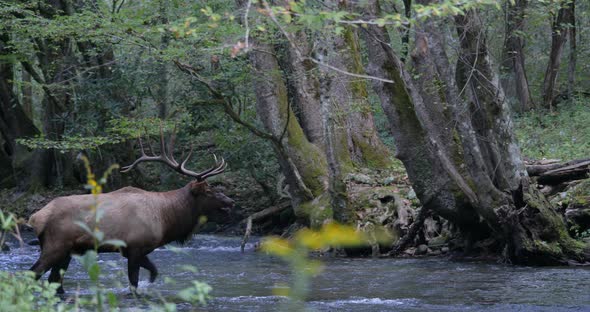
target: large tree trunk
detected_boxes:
[330,27,390,168]
[281,25,389,169]
[453,10,585,264]
[360,0,587,264]
[317,36,350,224]
[243,0,390,226]
[282,31,325,147]
[542,0,575,109]
[20,0,80,189]
[248,39,330,223]
[567,0,576,98]
[0,34,40,189]
[360,0,484,233]
[21,68,33,119]
[500,0,534,112]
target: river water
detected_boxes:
[1,234,589,311]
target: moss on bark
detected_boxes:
[510,187,587,264]
[300,193,333,229]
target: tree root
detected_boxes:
[388,207,429,257]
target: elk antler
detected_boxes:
[121,127,227,181]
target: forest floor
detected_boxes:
[515,99,590,161]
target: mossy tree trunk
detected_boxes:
[329,25,390,169]
[0,34,40,189]
[455,9,586,264]
[242,0,390,226]
[248,39,330,223]
[315,4,390,222]
[282,31,325,148]
[360,0,483,233]
[360,0,588,264]
[316,30,354,224]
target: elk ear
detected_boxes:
[189,181,209,195]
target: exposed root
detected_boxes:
[388,207,429,257]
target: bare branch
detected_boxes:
[173,60,278,143]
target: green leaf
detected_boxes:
[74,221,93,236]
[93,230,104,242]
[88,263,100,281]
[100,239,127,248]
[95,208,105,222]
[107,292,118,308]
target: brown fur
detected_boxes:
[28,181,234,293]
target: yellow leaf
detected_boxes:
[321,222,366,247]
[261,237,294,257]
[294,228,324,250]
[272,284,290,297]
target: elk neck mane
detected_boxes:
[157,182,203,245]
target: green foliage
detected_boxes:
[16,117,186,152]
[0,210,19,249]
[177,281,212,305]
[514,99,590,160]
[570,225,590,240]
[0,272,62,312]
[413,0,501,20]
[17,135,120,153]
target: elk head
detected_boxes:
[121,127,235,222]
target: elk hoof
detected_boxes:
[149,272,158,283]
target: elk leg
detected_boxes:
[48,255,71,294]
[127,250,141,290]
[30,250,66,280]
[139,256,158,283]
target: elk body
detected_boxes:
[28,133,234,293]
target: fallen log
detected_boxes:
[526,158,589,176]
[237,201,291,225]
[537,160,590,185]
[526,158,590,185]
[237,202,291,252]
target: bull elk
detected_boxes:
[28,132,234,293]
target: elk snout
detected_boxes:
[216,192,235,209]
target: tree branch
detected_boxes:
[173,60,278,142]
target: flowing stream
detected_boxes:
[1,233,589,311]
